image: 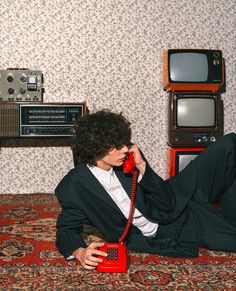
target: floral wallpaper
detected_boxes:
[0,0,235,194]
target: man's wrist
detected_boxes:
[72,247,84,257]
[136,161,146,175]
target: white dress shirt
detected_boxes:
[88,165,158,237]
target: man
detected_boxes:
[55,110,236,270]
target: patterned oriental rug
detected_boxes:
[0,194,235,290]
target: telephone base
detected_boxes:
[97,242,129,273]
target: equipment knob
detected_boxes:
[8,88,15,94]
[210,136,216,142]
[19,88,26,94]
[7,75,14,82]
[20,75,27,82]
[213,59,220,66]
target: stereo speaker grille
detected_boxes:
[0,104,19,136]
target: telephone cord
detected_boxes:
[119,170,137,243]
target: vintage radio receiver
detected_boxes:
[0,68,44,102]
[0,103,87,137]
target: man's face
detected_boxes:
[96,145,129,171]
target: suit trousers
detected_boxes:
[156,133,236,252]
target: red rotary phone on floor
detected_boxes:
[97,152,137,273]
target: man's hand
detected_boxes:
[129,144,146,175]
[73,242,107,270]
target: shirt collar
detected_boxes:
[87,165,114,186]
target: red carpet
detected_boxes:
[0,194,235,290]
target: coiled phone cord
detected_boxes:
[119,170,137,243]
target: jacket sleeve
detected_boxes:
[139,163,175,212]
[55,176,90,259]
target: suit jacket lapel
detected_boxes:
[75,164,122,212]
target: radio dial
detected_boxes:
[20,75,27,82]
[19,88,26,94]
[8,88,15,94]
[7,75,14,82]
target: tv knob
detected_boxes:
[213,51,220,58]
[210,136,216,142]
[213,59,220,66]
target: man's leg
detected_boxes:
[188,200,236,252]
[182,133,236,251]
[189,133,236,218]
[159,133,236,253]
[219,179,236,225]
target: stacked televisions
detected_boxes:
[163,49,225,177]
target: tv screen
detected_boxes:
[168,147,205,177]
[177,98,215,127]
[170,53,208,82]
[178,153,199,172]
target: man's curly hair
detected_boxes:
[71,109,132,165]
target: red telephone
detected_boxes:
[122,151,136,173]
[97,152,137,273]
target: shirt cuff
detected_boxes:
[138,172,143,182]
[66,255,75,260]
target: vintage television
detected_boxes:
[163,49,224,92]
[168,146,205,177]
[168,92,223,146]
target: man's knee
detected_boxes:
[220,133,236,146]
[208,133,236,155]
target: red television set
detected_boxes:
[163,49,224,92]
[168,146,205,177]
[168,92,224,146]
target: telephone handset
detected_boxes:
[123,151,135,174]
[97,152,137,273]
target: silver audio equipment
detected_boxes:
[0,68,44,102]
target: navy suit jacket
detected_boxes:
[55,160,199,259]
